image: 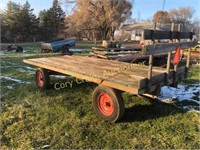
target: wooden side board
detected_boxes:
[142,41,196,55]
[144,30,194,40]
[92,46,141,51]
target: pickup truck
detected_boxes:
[41,38,76,54]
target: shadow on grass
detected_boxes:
[43,80,96,96]
[122,98,186,123]
[41,81,186,123]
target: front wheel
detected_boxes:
[35,68,50,90]
[92,85,125,123]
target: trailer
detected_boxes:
[41,38,76,54]
[23,39,196,123]
[7,44,23,52]
[23,25,196,122]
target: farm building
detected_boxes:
[121,23,192,41]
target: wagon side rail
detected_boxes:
[140,23,197,94]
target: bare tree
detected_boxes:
[192,18,200,40]
[153,11,170,23]
[66,0,132,40]
[65,2,95,40]
[65,15,87,40]
[169,7,194,24]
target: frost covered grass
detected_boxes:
[0,43,200,149]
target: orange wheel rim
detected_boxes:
[98,93,114,116]
[37,72,44,87]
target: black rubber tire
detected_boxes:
[92,85,125,123]
[60,45,69,55]
[35,68,50,90]
[16,46,23,52]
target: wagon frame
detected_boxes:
[23,23,197,122]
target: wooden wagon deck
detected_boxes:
[23,55,185,95]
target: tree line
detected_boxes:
[1,0,66,42]
[1,0,199,43]
[1,0,133,42]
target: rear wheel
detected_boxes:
[16,46,23,52]
[35,68,50,90]
[92,85,125,123]
[60,45,72,55]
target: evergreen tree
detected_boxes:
[49,0,65,37]
[39,0,65,39]
[19,1,39,41]
[2,1,38,42]
[3,1,21,42]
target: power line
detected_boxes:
[162,0,166,11]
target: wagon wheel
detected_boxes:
[92,85,125,123]
[35,68,50,90]
[16,46,23,52]
[60,45,72,55]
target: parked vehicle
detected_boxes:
[7,44,23,52]
[41,38,76,54]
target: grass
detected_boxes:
[0,42,200,149]
[183,64,200,85]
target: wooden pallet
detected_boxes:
[90,45,142,62]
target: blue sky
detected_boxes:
[1,0,200,19]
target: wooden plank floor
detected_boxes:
[23,55,167,94]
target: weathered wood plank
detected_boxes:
[24,55,181,95]
[49,57,150,78]
[143,41,196,55]
[166,51,172,74]
[24,57,142,89]
[101,80,139,94]
[38,59,140,87]
[144,30,194,40]
[92,46,141,51]
[25,58,136,88]
[24,59,142,94]
[149,73,166,86]
[144,30,171,40]
[186,48,191,69]
[28,55,165,78]
[23,59,103,84]
[58,56,167,89]
[148,55,153,79]
[179,32,193,40]
[91,50,139,56]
